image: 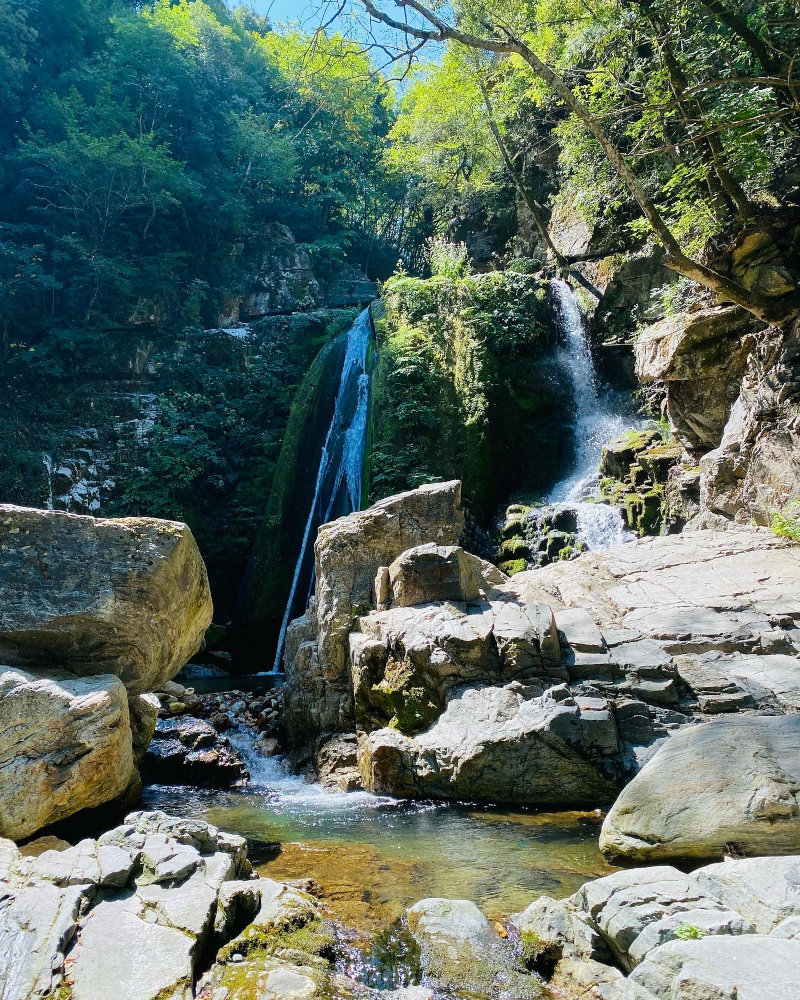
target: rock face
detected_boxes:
[514,855,800,1000]
[0,668,136,841]
[635,305,758,455]
[600,715,800,861]
[0,506,213,695]
[283,481,465,742]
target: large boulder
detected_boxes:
[0,506,213,695]
[359,682,620,805]
[143,716,248,788]
[0,667,136,841]
[600,715,800,861]
[283,481,465,742]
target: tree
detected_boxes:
[353,0,800,325]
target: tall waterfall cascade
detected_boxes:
[272,308,373,672]
[547,279,638,550]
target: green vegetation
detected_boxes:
[771,500,800,543]
[0,0,396,361]
[368,264,567,520]
[599,428,682,536]
[673,923,709,941]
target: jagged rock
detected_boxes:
[359,682,620,805]
[635,305,759,454]
[351,599,561,733]
[283,481,465,743]
[0,812,250,1000]
[0,667,136,841]
[314,733,363,792]
[0,506,213,695]
[625,936,800,1000]
[407,898,537,999]
[128,692,160,761]
[143,716,247,787]
[514,855,800,998]
[600,715,800,861]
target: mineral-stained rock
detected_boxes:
[0,506,213,695]
[0,667,136,841]
[600,714,800,861]
[283,481,465,742]
[359,682,620,805]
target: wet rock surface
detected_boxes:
[144,716,248,788]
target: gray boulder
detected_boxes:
[624,935,800,999]
[359,682,620,805]
[600,715,800,861]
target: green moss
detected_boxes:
[498,558,527,576]
[237,334,347,631]
[498,536,532,560]
[367,270,561,521]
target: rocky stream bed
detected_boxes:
[1,485,800,1000]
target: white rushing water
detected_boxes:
[271,309,373,672]
[547,279,638,550]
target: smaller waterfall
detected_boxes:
[548,279,638,550]
[42,454,55,510]
[271,309,373,672]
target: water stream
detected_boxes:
[144,722,616,940]
[271,308,373,672]
[546,279,639,550]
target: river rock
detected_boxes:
[0,667,136,841]
[143,716,248,787]
[359,682,620,805]
[0,506,213,695]
[513,855,800,998]
[624,935,800,999]
[0,811,249,1000]
[406,898,537,998]
[600,714,800,861]
[283,481,465,742]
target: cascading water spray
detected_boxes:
[547,279,640,550]
[271,308,373,672]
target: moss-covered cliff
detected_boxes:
[368,271,570,522]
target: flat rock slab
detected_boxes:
[0,505,212,695]
[600,714,800,861]
[514,528,800,628]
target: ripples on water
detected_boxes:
[143,727,616,934]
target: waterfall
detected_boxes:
[271,308,373,672]
[547,279,635,550]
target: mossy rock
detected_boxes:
[498,536,533,560]
[498,558,528,576]
[600,428,662,480]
